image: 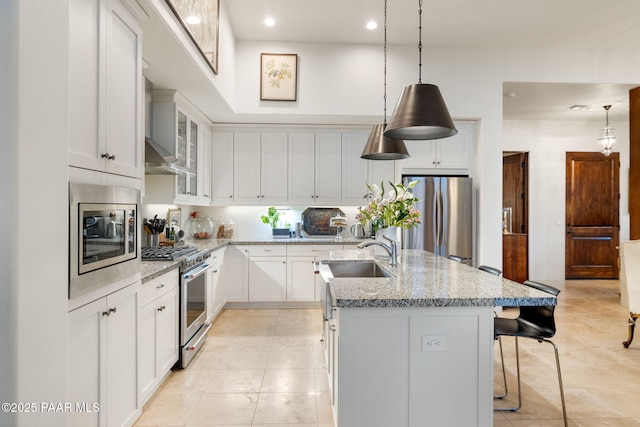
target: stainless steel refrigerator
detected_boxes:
[403,176,473,261]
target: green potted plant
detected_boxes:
[261,206,290,238]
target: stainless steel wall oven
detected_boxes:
[69,182,140,299]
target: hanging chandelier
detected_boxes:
[598,105,616,156]
[384,0,457,140]
[361,0,410,160]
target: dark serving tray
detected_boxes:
[301,207,345,236]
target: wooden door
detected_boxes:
[566,152,619,279]
[503,153,528,233]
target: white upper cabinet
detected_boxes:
[211,131,235,205]
[69,0,142,178]
[400,121,476,171]
[313,132,343,205]
[342,132,395,205]
[288,132,317,205]
[288,131,351,206]
[145,89,212,205]
[233,131,288,205]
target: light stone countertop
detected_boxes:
[141,237,364,282]
[320,249,557,308]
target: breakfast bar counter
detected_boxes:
[317,249,556,427]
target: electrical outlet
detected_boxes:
[422,335,447,352]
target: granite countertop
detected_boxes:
[319,249,557,308]
[141,237,366,282]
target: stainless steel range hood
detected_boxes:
[144,137,190,175]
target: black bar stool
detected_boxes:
[493,280,568,427]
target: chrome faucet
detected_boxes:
[357,235,398,267]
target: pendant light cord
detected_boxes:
[418,0,423,84]
[383,0,388,124]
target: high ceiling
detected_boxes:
[224,0,640,121]
[225,0,640,50]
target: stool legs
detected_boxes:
[623,313,638,348]
[494,336,509,399]
[494,337,568,427]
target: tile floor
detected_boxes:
[135,279,640,426]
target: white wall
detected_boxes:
[504,119,630,280]
[227,41,640,271]
[1,0,70,426]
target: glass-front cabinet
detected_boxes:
[150,89,210,204]
[176,112,198,198]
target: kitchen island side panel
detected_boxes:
[337,306,493,427]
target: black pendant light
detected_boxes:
[361,0,410,160]
[384,0,457,140]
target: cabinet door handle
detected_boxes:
[213,270,218,273]
[101,153,116,161]
[102,311,110,317]
[157,305,166,312]
[229,195,233,198]
[156,284,165,289]
[109,307,117,314]
[257,195,260,198]
[329,325,336,332]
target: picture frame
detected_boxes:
[168,208,181,228]
[260,53,298,101]
[165,0,220,75]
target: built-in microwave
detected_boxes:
[69,182,140,299]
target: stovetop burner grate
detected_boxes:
[141,245,198,260]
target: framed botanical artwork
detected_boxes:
[260,53,298,101]
[166,0,220,74]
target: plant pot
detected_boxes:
[272,228,290,239]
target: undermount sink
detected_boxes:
[326,261,393,278]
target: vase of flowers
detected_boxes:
[356,180,421,238]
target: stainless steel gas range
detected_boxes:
[142,245,212,368]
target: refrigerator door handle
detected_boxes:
[434,190,440,249]
[440,190,448,253]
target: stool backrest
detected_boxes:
[620,240,640,313]
[478,265,502,276]
[519,280,561,338]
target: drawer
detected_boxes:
[246,244,287,257]
[141,268,179,307]
[208,247,226,267]
[287,244,343,257]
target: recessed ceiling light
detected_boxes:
[366,20,378,30]
[264,17,275,26]
[568,104,588,110]
[185,15,201,25]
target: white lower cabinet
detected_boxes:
[139,269,179,404]
[287,245,343,302]
[207,248,226,321]
[248,245,287,302]
[68,282,140,427]
[224,245,249,302]
[223,243,344,305]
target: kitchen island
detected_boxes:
[318,249,556,427]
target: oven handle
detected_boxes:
[183,262,212,280]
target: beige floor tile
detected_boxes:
[266,350,315,369]
[260,369,315,393]
[217,351,270,370]
[134,392,200,425]
[186,393,258,425]
[135,281,640,427]
[316,391,334,424]
[271,335,314,351]
[204,369,264,393]
[252,392,317,424]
